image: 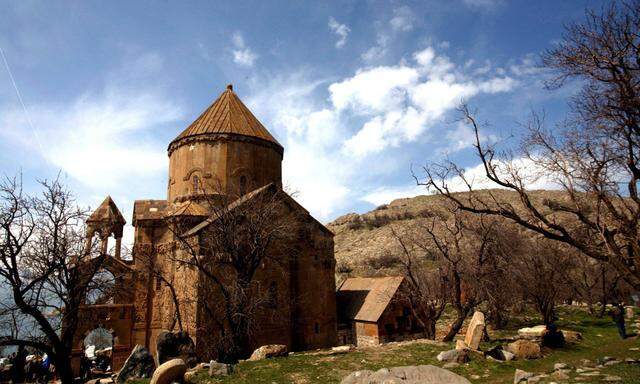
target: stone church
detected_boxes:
[72,85,337,372]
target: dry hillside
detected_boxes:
[327,189,571,278]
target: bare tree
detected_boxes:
[0,175,107,384]
[390,227,447,340]
[170,184,296,362]
[511,237,576,325]
[421,2,640,290]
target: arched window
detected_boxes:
[239,175,247,195]
[193,175,201,193]
[268,281,278,309]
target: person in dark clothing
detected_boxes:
[542,323,565,348]
[11,346,27,383]
[611,303,627,339]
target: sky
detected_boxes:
[0,0,608,245]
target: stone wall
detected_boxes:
[168,137,282,202]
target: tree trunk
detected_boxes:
[442,307,471,342]
[54,352,75,384]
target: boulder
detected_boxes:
[150,359,187,384]
[115,345,155,384]
[248,344,288,361]
[513,369,534,384]
[155,331,198,368]
[436,349,469,363]
[208,360,233,376]
[340,365,471,384]
[463,311,485,350]
[517,325,546,339]
[505,340,541,360]
[561,330,582,343]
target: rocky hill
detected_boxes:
[327,189,570,278]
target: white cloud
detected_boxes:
[231,32,257,67]
[0,87,181,189]
[328,17,350,49]
[389,6,415,32]
[362,34,390,62]
[361,184,425,206]
[361,156,563,207]
[244,45,521,220]
[336,47,516,157]
[439,157,563,192]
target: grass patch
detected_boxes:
[159,307,640,383]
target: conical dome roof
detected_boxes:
[169,85,282,153]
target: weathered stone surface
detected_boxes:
[249,344,288,361]
[150,359,187,384]
[340,365,471,384]
[115,345,155,384]
[561,330,582,343]
[505,340,541,360]
[463,311,485,350]
[553,362,569,370]
[208,360,233,376]
[517,325,546,339]
[436,349,469,363]
[156,331,198,368]
[513,369,534,384]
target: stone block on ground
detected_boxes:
[115,345,155,384]
[513,369,534,384]
[331,345,355,354]
[505,340,542,360]
[340,365,471,384]
[248,344,288,361]
[561,330,582,343]
[517,325,546,339]
[150,358,187,384]
[436,349,469,363]
[208,361,233,376]
[463,311,485,350]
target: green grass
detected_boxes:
[154,307,640,383]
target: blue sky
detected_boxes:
[0,0,606,244]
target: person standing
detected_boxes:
[611,303,627,339]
